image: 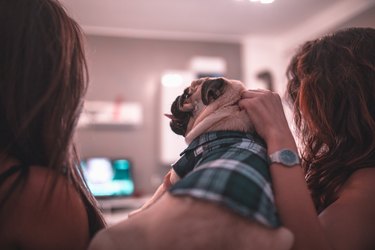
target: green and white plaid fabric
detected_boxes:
[169,131,281,228]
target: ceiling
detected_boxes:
[60,0,375,42]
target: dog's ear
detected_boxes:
[201,78,227,105]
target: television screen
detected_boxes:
[80,157,135,198]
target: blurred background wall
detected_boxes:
[64,0,375,195]
[77,37,242,194]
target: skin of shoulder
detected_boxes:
[0,165,90,250]
[318,167,375,250]
[88,194,294,250]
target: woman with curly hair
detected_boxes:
[240,27,375,249]
[0,0,106,249]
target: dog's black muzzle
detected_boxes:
[169,95,192,136]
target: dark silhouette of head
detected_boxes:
[0,0,105,234]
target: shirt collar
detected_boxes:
[180,130,265,156]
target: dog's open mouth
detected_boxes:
[165,95,192,136]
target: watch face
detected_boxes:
[269,149,300,167]
[280,150,298,164]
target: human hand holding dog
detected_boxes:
[239,90,333,250]
[239,89,297,153]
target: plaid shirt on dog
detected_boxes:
[169,131,281,228]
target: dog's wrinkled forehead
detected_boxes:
[181,78,211,102]
[176,77,226,110]
[190,78,205,91]
[167,77,229,136]
[189,77,228,105]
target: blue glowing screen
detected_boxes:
[81,158,135,197]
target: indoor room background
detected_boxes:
[60,0,375,203]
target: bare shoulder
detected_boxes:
[319,167,375,250]
[2,166,90,249]
[88,229,118,250]
[89,193,293,250]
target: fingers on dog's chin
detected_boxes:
[238,99,247,109]
[242,89,270,97]
[241,91,255,98]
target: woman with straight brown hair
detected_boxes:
[0,0,106,249]
[240,27,375,249]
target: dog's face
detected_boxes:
[166,77,246,137]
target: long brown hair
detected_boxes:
[0,0,105,235]
[286,27,375,213]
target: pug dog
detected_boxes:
[88,77,293,250]
[128,77,255,217]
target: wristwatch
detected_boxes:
[268,149,300,167]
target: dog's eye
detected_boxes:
[182,89,192,100]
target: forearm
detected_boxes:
[239,90,334,249]
[267,134,331,250]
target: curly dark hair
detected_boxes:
[286,27,375,213]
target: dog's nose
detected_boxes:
[169,95,192,136]
[171,96,186,120]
